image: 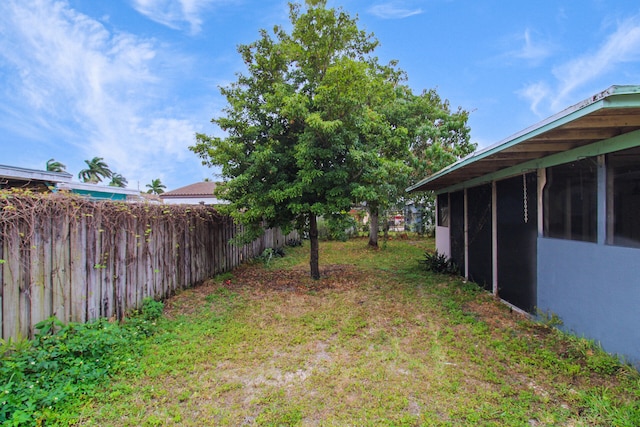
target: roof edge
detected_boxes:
[0,164,74,183]
[407,85,640,193]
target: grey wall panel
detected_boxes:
[537,237,640,368]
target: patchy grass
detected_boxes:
[72,237,639,426]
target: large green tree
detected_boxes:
[399,87,475,179]
[191,0,400,279]
[349,83,411,248]
[78,157,112,184]
[350,84,474,248]
[395,87,476,233]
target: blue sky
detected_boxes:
[1,0,640,191]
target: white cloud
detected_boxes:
[0,0,202,187]
[517,81,551,117]
[512,29,553,63]
[518,15,640,116]
[368,2,423,19]
[550,17,640,109]
[131,0,219,34]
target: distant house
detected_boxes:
[0,164,142,202]
[160,181,226,205]
[408,85,640,367]
[0,164,72,191]
[56,181,142,202]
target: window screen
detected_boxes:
[544,158,597,242]
[607,146,640,248]
[437,193,449,227]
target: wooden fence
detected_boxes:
[0,192,295,341]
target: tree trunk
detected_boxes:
[368,205,379,248]
[383,211,389,242]
[309,213,320,279]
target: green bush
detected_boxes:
[140,297,164,321]
[286,237,303,247]
[0,313,155,425]
[419,250,459,275]
[318,215,357,241]
[258,247,286,265]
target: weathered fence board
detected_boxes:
[70,218,87,324]
[0,196,296,341]
[2,227,20,339]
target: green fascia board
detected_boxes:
[71,189,128,201]
[407,85,640,193]
[434,128,640,194]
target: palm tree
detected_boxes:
[146,178,166,195]
[46,158,66,173]
[78,157,112,183]
[108,173,128,188]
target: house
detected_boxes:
[0,164,143,201]
[0,164,73,191]
[56,181,142,201]
[408,85,640,367]
[160,181,226,205]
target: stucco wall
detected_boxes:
[537,237,640,367]
[435,225,450,257]
[162,197,221,205]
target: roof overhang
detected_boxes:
[0,164,73,184]
[56,182,141,197]
[407,85,640,193]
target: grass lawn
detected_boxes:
[74,237,639,426]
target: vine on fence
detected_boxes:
[0,188,233,337]
[0,188,223,258]
[1,188,297,343]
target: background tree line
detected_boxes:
[45,157,166,194]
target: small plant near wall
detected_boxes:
[286,237,303,247]
[258,247,286,265]
[419,250,459,275]
[536,309,564,328]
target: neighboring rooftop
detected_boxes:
[160,181,226,205]
[0,164,73,190]
[161,181,218,198]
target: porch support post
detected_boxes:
[491,181,498,295]
[597,155,606,245]
[537,168,546,237]
[463,188,469,280]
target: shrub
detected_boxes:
[0,312,157,425]
[318,215,357,241]
[258,247,286,265]
[286,237,303,247]
[419,250,459,275]
[140,297,164,321]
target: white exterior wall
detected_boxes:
[162,197,222,205]
[435,226,450,256]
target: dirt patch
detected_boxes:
[225,263,365,296]
[164,264,363,318]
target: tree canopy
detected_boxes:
[192,0,402,278]
[191,0,475,277]
[78,157,112,184]
[108,173,128,188]
[46,158,66,173]
[367,86,476,241]
[146,178,166,195]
